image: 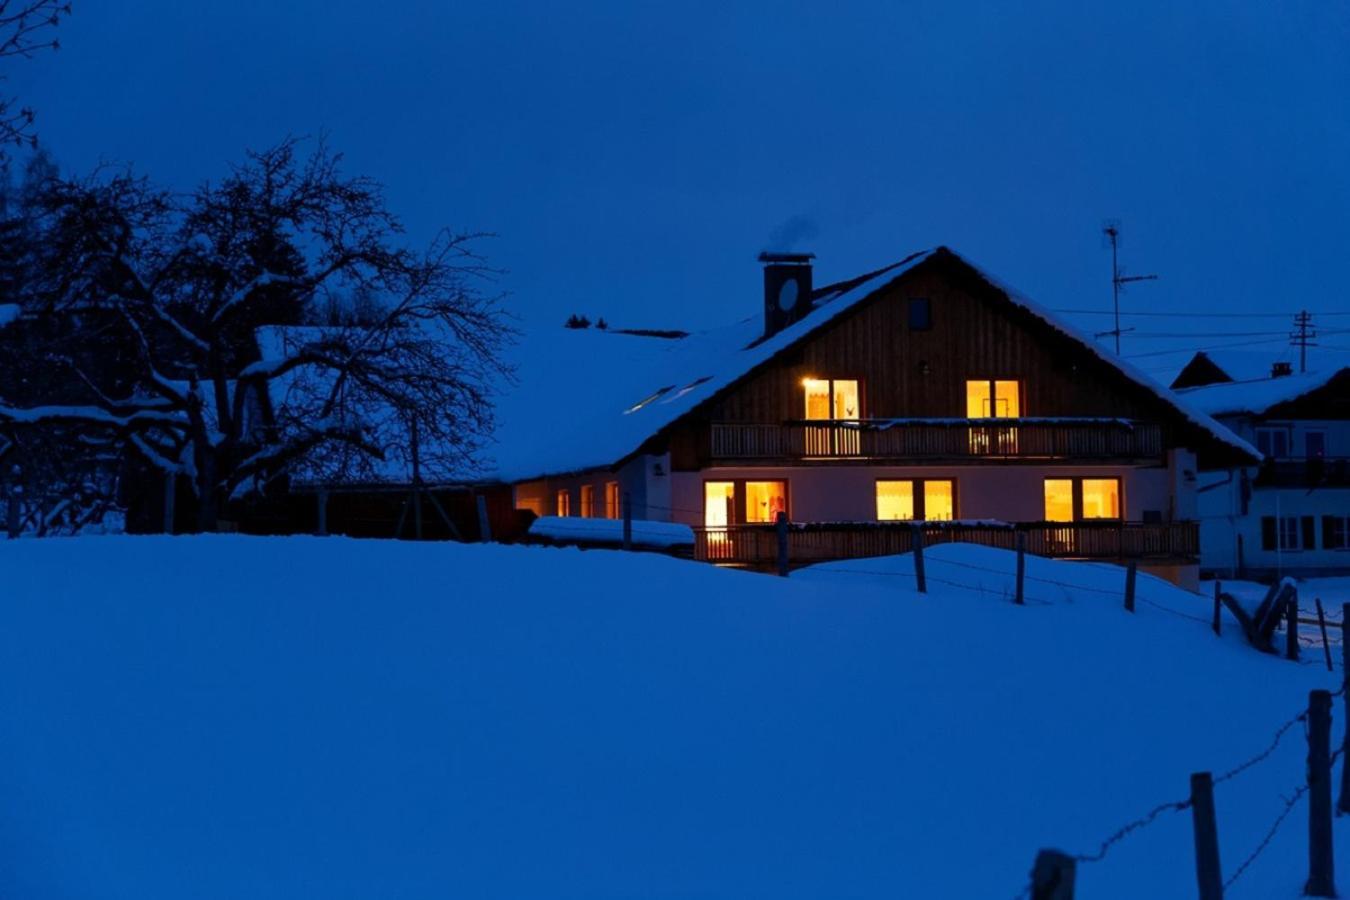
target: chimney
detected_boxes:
[759,252,814,338]
[1271,361,1293,378]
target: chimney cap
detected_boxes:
[758,251,815,265]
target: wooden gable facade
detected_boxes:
[657,249,1246,472]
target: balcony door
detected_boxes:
[966,379,1021,454]
[803,378,860,456]
[1043,477,1122,554]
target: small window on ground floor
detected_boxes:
[604,481,620,519]
[1324,515,1350,550]
[580,484,594,518]
[745,481,788,523]
[876,479,955,521]
[556,489,571,517]
[1043,477,1122,522]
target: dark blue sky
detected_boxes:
[9,1,1350,375]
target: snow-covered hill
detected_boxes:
[0,537,1341,898]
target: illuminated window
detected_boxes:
[1043,479,1074,523]
[745,481,788,523]
[579,484,595,518]
[604,481,620,519]
[876,480,915,520]
[1081,479,1120,520]
[1044,477,1122,522]
[705,481,735,529]
[802,378,860,420]
[556,489,571,517]
[924,480,954,521]
[965,379,1020,418]
[876,479,954,521]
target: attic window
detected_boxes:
[624,385,675,414]
[908,298,932,331]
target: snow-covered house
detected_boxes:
[1172,355,1350,578]
[494,247,1256,586]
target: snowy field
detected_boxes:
[0,537,1345,899]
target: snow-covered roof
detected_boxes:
[1176,367,1350,418]
[489,247,1258,481]
[1168,347,1350,386]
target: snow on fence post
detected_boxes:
[1306,689,1336,897]
[476,494,492,543]
[1189,771,1223,900]
[1212,581,1222,636]
[622,492,632,551]
[775,511,789,577]
[1014,532,1026,606]
[1340,602,1350,816]
[1030,848,1075,899]
[1287,597,1301,662]
[1124,562,1136,613]
[911,524,927,594]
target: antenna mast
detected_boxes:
[1099,221,1159,355]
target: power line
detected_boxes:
[1053,309,1350,319]
[1125,336,1293,360]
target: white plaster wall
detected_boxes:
[666,464,1174,527]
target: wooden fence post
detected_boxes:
[1340,602,1350,816]
[912,524,927,594]
[1287,597,1301,661]
[1030,848,1075,900]
[1212,581,1222,636]
[1316,599,1333,672]
[1124,562,1137,613]
[476,494,492,542]
[622,492,632,551]
[1307,689,1336,897]
[1190,771,1223,900]
[1015,532,1026,606]
[316,489,328,536]
[775,511,789,577]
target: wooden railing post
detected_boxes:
[1190,771,1223,900]
[1340,602,1350,816]
[775,511,789,577]
[1307,689,1336,897]
[476,493,492,542]
[1287,597,1301,661]
[912,524,927,594]
[1124,562,1137,613]
[1031,849,1075,899]
[622,492,632,551]
[1212,580,1222,636]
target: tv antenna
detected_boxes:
[1098,221,1159,355]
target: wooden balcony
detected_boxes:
[708,419,1164,463]
[692,520,1199,567]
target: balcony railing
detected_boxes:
[709,419,1163,462]
[692,520,1199,567]
[1254,457,1350,488]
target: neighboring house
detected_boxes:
[1172,356,1350,579]
[493,247,1257,587]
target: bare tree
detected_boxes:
[0,138,513,532]
[0,1,69,156]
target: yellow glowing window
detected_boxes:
[556,489,571,517]
[705,481,735,529]
[1081,479,1121,520]
[745,481,788,523]
[1044,479,1074,522]
[579,484,594,518]
[924,480,955,521]
[604,481,620,519]
[876,480,915,521]
[802,378,859,420]
[965,379,1021,417]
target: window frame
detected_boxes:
[874,477,957,521]
[604,481,621,519]
[907,297,932,331]
[702,478,791,526]
[579,484,595,518]
[1255,426,1291,459]
[965,378,1023,419]
[1041,476,1124,522]
[802,377,862,421]
[555,488,571,517]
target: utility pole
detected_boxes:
[1099,221,1159,355]
[1291,310,1317,373]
